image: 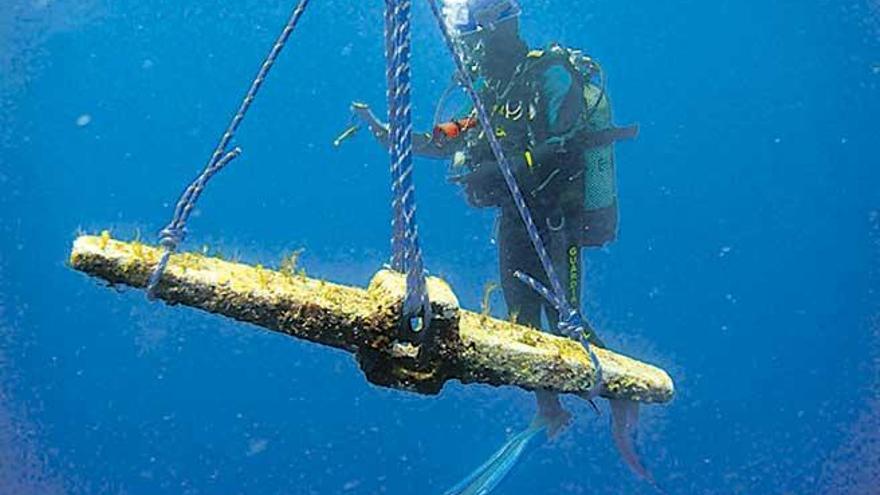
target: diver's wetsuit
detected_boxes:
[459,49,592,333]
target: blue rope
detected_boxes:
[385,1,407,272]
[426,0,602,393]
[146,0,312,297]
[512,270,566,319]
[386,0,432,332]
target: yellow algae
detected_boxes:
[518,331,539,347]
[280,249,305,278]
[131,240,145,261]
[254,264,270,289]
[99,230,111,250]
[480,281,499,316]
[508,309,519,325]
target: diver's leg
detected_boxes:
[534,389,571,437]
[498,210,577,436]
[544,215,608,347]
[497,210,543,329]
[539,211,582,331]
[532,220,579,435]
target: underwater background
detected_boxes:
[1,0,878,493]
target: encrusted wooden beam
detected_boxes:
[69,234,674,403]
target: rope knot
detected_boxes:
[556,310,585,339]
[158,225,185,249]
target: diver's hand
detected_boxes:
[350,102,390,146]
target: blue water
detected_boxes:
[1,1,878,493]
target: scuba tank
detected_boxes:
[579,76,620,246]
[542,47,636,247]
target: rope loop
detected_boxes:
[158,226,185,250]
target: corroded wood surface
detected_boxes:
[69,234,674,403]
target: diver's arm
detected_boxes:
[351,103,462,159]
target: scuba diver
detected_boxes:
[347,0,650,492]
